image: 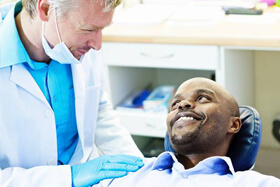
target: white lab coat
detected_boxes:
[0,36,142,187]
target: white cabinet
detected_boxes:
[102,42,254,138]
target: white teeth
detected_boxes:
[177,116,195,121]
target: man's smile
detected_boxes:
[173,117,200,129]
[171,111,205,128]
[169,111,206,131]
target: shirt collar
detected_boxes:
[0,1,33,68]
[0,2,15,22]
[152,152,177,170]
[152,152,235,176]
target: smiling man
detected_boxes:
[0,0,143,186]
[96,77,280,187]
[167,77,240,165]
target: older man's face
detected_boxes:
[166,79,232,155]
[44,0,114,59]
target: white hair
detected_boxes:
[22,0,121,18]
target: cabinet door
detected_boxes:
[117,111,167,138]
[103,42,219,70]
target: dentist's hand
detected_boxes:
[71,154,144,187]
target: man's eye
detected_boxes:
[197,95,210,102]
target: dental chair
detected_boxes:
[164,105,262,172]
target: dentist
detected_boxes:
[0,0,143,186]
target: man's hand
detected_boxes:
[71,154,144,187]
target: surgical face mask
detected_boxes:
[41,8,84,64]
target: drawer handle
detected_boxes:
[140,52,174,59]
[146,122,166,131]
[145,122,158,128]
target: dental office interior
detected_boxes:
[1,0,280,179]
[101,0,280,178]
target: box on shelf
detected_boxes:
[143,85,176,114]
[116,89,151,112]
[116,85,176,114]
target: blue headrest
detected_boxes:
[164,105,262,171]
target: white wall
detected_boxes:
[255,51,280,148]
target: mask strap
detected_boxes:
[41,21,46,42]
[42,21,45,33]
[54,8,62,43]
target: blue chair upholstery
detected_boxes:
[164,105,262,172]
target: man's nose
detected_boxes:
[86,30,102,50]
[178,100,195,110]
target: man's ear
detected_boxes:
[228,117,242,134]
[37,0,50,21]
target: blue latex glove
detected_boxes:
[71,154,144,187]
